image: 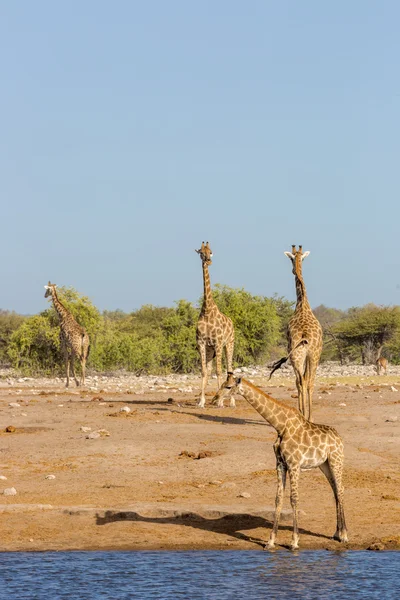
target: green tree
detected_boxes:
[0,310,26,366]
[333,304,400,364]
[212,285,281,365]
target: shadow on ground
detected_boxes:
[95,510,332,549]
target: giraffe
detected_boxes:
[213,373,348,550]
[270,245,322,422]
[44,282,90,387]
[195,242,235,408]
[376,356,388,375]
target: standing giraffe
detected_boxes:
[213,373,348,550]
[44,282,90,387]
[376,356,388,375]
[270,245,322,421]
[195,242,235,408]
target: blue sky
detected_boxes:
[1,1,399,314]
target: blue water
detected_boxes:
[0,551,398,599]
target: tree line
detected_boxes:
[0,287,399,376]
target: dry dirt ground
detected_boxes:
[0,372,399,552]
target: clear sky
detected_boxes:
[1,1,399,314]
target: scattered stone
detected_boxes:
[97,429,110,437]
[0,476,7,481]
[3,487,17,496]
[390,386,398,392]
[9,402,20,408]
[58,404,64,407]
[91,396,105,402]
[120,406,131,413]
[86,432,101,440]
[80,426,92,432]
[45,475,56,480]
[367,542,385,551]
[5,426,16,433]
[238,492,251,499]
[158,481,164,485]
[339,403,346,407]
[385,416,398,423]
[209,480,222,485]
[21,413,27,417]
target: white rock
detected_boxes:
[390,386,398,392]
[9,402,20,408]
[120,406,131,413]
[45,475,56,480]
[339,403,347,407]
[0,475,7,481]
[3,487,17,496]
[238,492,251,498]
[80,426,92,432]
[385,416,398,423]
[86,432,101,439]
[21,413,27,417]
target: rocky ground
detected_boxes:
[0,364,399,552]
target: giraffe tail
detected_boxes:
[269,339,308,380]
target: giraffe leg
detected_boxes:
[64,347,70,388]
[294,369,305,417]
[215,348,224,407]
[304,357,317,422]
[319,459,348,543]
[198,344,214,408]
[70,352,79,387]
[288,466,301,550]
[80,357,86,387]
[225,339,235,408]
[267,444,287,549]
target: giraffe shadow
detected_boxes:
[181,412,269,426]
[95,511,332,548]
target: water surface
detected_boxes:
[0,550,398,599]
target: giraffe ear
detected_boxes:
[301,251,310,260]
[284,252,295,260]
[44,286,49,290]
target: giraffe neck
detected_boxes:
[51,289,71,326]
[239,379,293,435]
[201,262,216,314]
[294,265,311,311]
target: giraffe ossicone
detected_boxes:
[213,374,348,550]
[195,242,235,408]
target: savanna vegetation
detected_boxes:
[1,288,400,376]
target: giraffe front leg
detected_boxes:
[225,339,235,408]
[288,466,301,550]
[63,347,70,388]
[266,456,287,549]
[197,344,208,408]
[215,348,224,407]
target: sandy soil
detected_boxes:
[1,370,399,552]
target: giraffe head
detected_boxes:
[212,372,242,404]
[284,245,310,275]
[44,281,57,298]
[195,241,213,266]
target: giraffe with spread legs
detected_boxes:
[213,373,348,550]
[195,242,235,408]
[376,356,388,375]
[44,282,90,387]
[270,245,322,421]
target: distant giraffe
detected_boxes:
[44,282,90,387]
[213,373,348,550]
[270,245,322,421]
[195,242,235,408]
[376,356,388,375]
